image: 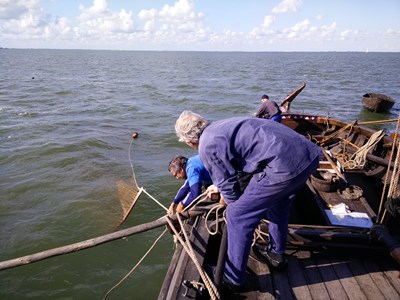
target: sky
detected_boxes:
[1,0,399,52]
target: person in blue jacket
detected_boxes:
[168,155,212,215]
[174,110,321,290]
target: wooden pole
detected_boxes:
[0,209,206,271]
[322,149,348,183]
[358,119,399,125]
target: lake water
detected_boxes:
[1,49,399,299]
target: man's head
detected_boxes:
[261,94,269,102]
[175,111,209,148]
[168,155,188,179]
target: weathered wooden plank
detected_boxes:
[330,256,365,299]
[286,254,313,300]
[158,243,184,299]
[346,257,384,299]
[159,216,211,300]
[348,258,384,299]
[378,256,400,294]
[271,268,295,299]
[167,243,192,300]
[313,254,349,300]
[246,255,276,300]
[362,256,400,300]
[297,251,331,299]
[174,217,211,299]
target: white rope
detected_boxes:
[166,216,220,300]
[387,141,400,198]
[142,189,168,211]
[127,137,140,187]
[387,116,400,199]
[205,205,226,235]
[343,129,385,169]
[379,115,400,222]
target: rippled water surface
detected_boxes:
[1,49,399,299]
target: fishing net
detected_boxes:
[114,132,144,229]
[115,176,143,228]
[114,132,167,229]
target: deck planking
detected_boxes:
[160,217,400,300]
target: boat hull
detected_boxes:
[362,93,395,113]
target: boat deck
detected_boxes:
[243,248,400,300]
[159,215,400,300]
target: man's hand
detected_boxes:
[207,185,219,197]
[207,185,226,205]
[168,203,175,215]
[176,202,184,213]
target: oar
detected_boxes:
[0,206,213,271]
[279,82,306,111]
[321,149,348,183]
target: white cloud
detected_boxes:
[0,0,35,19]
[282,19,337,41]
[272,0,302,14]
[76,1,135,37]
[0,0,72,42]
[249,15,276,37]
[385,28,400,37]
[0,0,398,51]
[134,0,208,47]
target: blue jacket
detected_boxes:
[173,155,212,206]
[198,117,321,203]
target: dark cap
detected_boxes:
[261,94,269,100]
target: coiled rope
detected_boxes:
[341,129,385,169]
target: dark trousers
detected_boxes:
[224,157,319,285]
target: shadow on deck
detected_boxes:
[242,248,400,300]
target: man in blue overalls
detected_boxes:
[174,111,321,290]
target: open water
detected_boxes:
[1,49,400,299]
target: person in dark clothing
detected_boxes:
[168,154,212,214]
[174,110,321,289]
[255,94,282,122]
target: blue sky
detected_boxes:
[1,0,399,51]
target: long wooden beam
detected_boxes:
[0,208,208,271]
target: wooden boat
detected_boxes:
[159,113,400,299]
[0,112,399,299]
[362,93,395,113]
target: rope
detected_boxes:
[103,228,168,300]
[342,129,385,169]
[176,213,220,299]
[379,114,400,222]
[166,216,220,300]
[142,189,168,211]
[205,205,226,235]
[182,191,209,212]
[128,138,137,182]
[252,219,270,247]
[319,120,356,146]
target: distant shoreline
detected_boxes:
[1,47,399,53]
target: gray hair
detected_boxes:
[175,111,209,144]
[168,155,188,173]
